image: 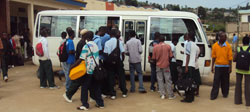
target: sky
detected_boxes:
[137,0,249,8]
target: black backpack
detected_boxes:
[236,46,250,71]
[58,40,68,62]
[175,78,198,97]
[106,39,121,66]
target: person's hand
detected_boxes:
[185,67,188,73]
[211,67,214,73]
[180,51,184,54]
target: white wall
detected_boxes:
[241,15,249,22]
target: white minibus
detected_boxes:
[33,10,211,76]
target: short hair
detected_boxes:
[172,37,178,43]
[61,32,67,39]
[129,30,136,37]
[154,32,161,40]
[84,31,94,41]
[40,27,48,37]
[159,36,165,42]
[110,29,119,37]
[68,30,75,37]
[66,27,72,34]
[188,32,195,42]
[99,26,107,33]
[242,37,250,45]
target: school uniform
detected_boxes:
[104,37,128,97]
[234,46,250,106]
[38,37,56,87]
[79,41,104,108]
[170,43,178,85]
[210,41,232,100]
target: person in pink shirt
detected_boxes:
[152,36,175,100]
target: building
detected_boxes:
[0,0,86,42]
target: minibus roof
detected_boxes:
[37,10,199,19]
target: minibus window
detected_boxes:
[150,17,202,42]
[40,16,77,37]
[79,16,119,37]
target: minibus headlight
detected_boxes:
[205,60,211,67]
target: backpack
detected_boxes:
[236,46,250,71]
[106,39,121,66]
[175,78,198,97]
[35,42,44,57]
[58,40,68,62]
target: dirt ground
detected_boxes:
[0,61,249,112]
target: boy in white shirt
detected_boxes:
[170,38,179,89]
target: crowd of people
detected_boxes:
[0,29,32,83]
[0,25,248,110]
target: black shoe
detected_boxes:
[181,99,192,103]
[130,90,135,93]
[139,90,147,93]
[95,104,104,109]
[223,95,228,98]
[210,97,217,100]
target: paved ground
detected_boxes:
[0,61,249,112]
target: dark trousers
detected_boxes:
[210,67,230,99]
[170,62,178,85]
[101,61,110,95]
[150,63,157,90]
[107,62,127,96]
[81,74,104,108]
[234,73,250,106]
[39,60,55,87]
[66,76,84,99]
[1,56,8,79]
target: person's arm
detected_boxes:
[119,40,125,61]
[68,41,75,54]
[138,40,143,54]
[211,58,215,73]
[125,43,129,56]
[185,54,190,73]
[70,59,83,70]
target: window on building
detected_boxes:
[150,17,202,42]
[248,16,250,22]
[40,16,77,37]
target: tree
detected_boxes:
[198,6,206,19]
[125,0,138,7]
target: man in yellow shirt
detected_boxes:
[210,32,233,100]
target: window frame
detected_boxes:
[38,15,78,38]
[148,16,204,43]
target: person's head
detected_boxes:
[61,32,67,39]
[80,29,88,39]
[154,32,161,41]
[2,33,7,39]
[110,29,120,39]
[159,36,165,42]
[129,30,136,38]
[66,27,72,34]
[40,27,48,37]
[68,30,75,39]
[219,31,227,43]
[233,33,235,36]
[184,33,189,41]
[97,26,106,37]
[84,31,94,41]
[172,37,178,46]
[242,36,250,46]
[188,32,195,42]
